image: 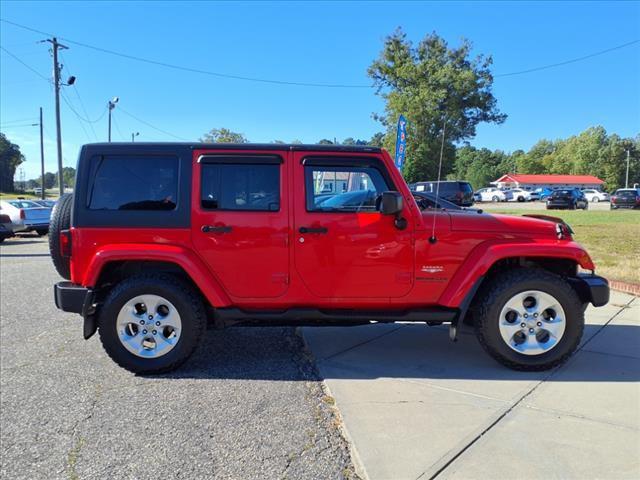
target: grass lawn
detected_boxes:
[0,191,60,200]
[490,208,640,284]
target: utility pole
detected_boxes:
[131,132,139,142]
[39,107,45,200]
[46,37,68,196]
[625,149,630,188]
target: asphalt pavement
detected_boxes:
[0,236,356,480]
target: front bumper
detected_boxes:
[568,274,610,307]
[54,282,94,314]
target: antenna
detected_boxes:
[429,116,447,244]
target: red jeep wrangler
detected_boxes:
[51,143,609,374]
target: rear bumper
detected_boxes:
[54,282,94,314]
[24,222,49,229]
[568,274,610,307]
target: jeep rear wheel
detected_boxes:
[473,269,584,371]
[98,274,206,374]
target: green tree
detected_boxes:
[317,139,334,145]
[0,133,25,192]
[368,28,506,183]
[200,128,248,143]
[368,132,385,147]
[62,167,76,188]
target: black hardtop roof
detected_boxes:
[82,142,382,154]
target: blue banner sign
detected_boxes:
[395,115,407,170]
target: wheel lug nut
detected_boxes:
[524,313,528,318]
[152,330,157,335]
[139,320,145,325]
[534,313,538,318]
[537,322,542,327]
[148,315,153,320]
[155,321,161,326]
[520,322,526,328]
[142,329,147,334]
[529,328,534,334]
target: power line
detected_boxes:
[2,17,639,87]
[118,106,192,141]
[0,123,39,128]
[60,50,99,140]
[60,89,93,143]
[0,45,50,82]
[111,113,126,141]
[0,117,39,124]
[0,18,371,88]
[59,89,107,123]
[495,39,640,77]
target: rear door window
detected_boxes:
[88,155,179,211]
[201,163,280,211]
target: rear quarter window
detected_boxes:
[87,155,179,211]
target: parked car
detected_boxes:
[474,187,506,202]
[412,191,467,211]
[31,199,58,208]
[528,191,541,201]
[504,188,533,202]
[409,180,474,207]
[50,142,608,374]
[0,213,15,242]
[0,199,52,235]
[582,189,609,203]
[533,187,554,201]
[610,188,640,209]
[546,189,588,210]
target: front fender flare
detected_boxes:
[82,244,232,308]
[438,240,595,308]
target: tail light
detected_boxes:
[19,209,25,220]
[60,229,72,258]
[611,195,617,203]
[636,196,640,205]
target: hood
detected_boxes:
[449,211,558,236]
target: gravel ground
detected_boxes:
[0,236,356,480]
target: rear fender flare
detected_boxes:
[82,244,231,308]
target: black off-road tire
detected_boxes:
[98,274,206,374]
[472,268,584,371]
[48,193,73,279]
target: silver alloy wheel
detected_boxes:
[498,290,566,356]
[116,294,182,358]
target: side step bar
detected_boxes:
[214,307,458,327]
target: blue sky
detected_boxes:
[1,0,639,180]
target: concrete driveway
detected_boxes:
[303,292,640,480]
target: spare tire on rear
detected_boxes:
[49,193,73,280]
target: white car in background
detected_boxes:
[0,200,51,235]
[582,189,609,203]
[474,187,506,202]
[504,188,533,202]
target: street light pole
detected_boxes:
[131,132,139,142]
[625,149,630,188]
[39,107,45,200]
[108,97,119,142]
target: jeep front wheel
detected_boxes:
[473,269,584,371]
[98,274,206,374]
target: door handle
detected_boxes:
[299,226,328,234]
[201,225,232,234]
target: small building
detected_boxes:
[492,174,605,191]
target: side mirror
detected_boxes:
[379,191,403,216]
